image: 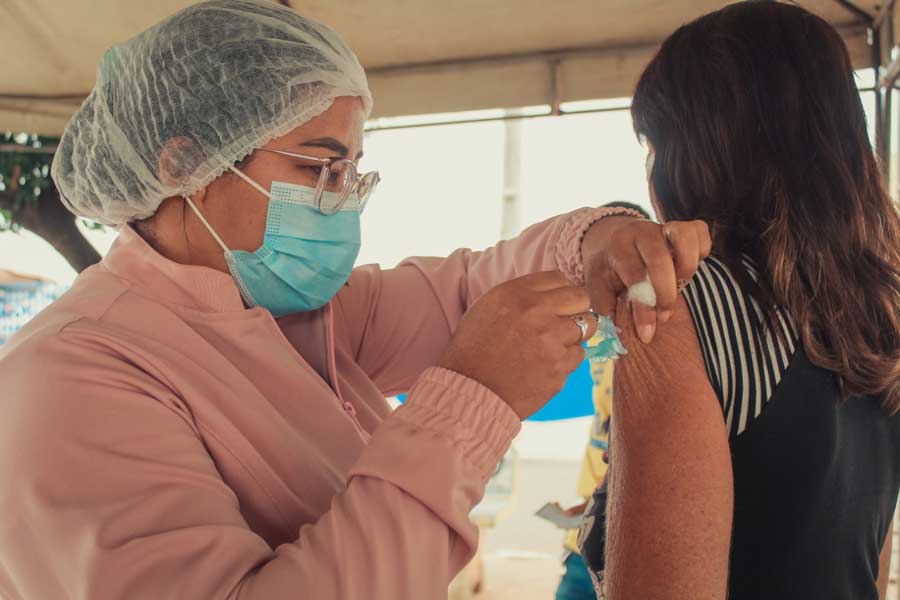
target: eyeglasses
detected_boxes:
[255,147,380,215]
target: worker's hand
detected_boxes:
[582,217,711,344]
[438,271,597,420]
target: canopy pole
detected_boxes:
[834,1,891,180]
[548,59,563,117]
[866,0,900,197]
[880,1,897,199]
[499,109,523,240]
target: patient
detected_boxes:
[578,3,900,599]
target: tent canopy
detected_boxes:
[0,0,887,136]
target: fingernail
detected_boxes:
[659,310,672,324]
[638,324,655,344]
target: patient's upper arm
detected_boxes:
[604,295,733,600]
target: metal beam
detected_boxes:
[835,0,875,23]
[874,0,896,31]
[365,102,632,133]
[365,41,659,76]
[364,78,879,134]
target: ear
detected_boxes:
[158,136,205,188]
[158,136,213,213]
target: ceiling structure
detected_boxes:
[0,0,888,136]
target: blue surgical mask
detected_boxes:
[185,167,361,316]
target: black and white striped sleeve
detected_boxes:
[682,256,798,438]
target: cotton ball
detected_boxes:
[627,275,657,307]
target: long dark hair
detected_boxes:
[632,1,900,412]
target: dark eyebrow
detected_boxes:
[299,137,363,162]
[299,137,348,158]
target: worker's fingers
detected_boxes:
[695,220,713,258]
[584,218,711,341]
[663,221,701,284]
[608,239,652,291]
[631,298,658,345]
[542,285,592,317]
[585,257,626,322]
[559,311,599,346]
[564,344,587,372]
[635,230,677,322]
[517,270,572,292]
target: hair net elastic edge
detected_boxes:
[160,96,336,220]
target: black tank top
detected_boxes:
[578,256,900,599]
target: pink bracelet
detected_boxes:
[556,206,646,286]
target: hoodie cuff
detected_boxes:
[391,367,521,481]
[555,206,645,286]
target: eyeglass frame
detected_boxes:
[254,147,380,215]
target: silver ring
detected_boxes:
[573,315,589,342]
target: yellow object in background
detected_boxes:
[564,359,614,553]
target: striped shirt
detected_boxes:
[580,255,900,600]
[683,256,799,437]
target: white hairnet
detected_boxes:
[51,0,372,226]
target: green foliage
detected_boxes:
[0,132,104,232]
[0,132,57,232]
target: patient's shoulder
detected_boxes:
[681,256,799,436]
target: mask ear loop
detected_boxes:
[229,165,271,198]
[183,193,260,308]
[182,164,272,253]
[183,194,230,254]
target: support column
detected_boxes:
[500,111,523,240]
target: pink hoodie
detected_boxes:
[0,206,620,599]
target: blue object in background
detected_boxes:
[0,280,66,346]
[523,358,595,421]
[398,359,595,422]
